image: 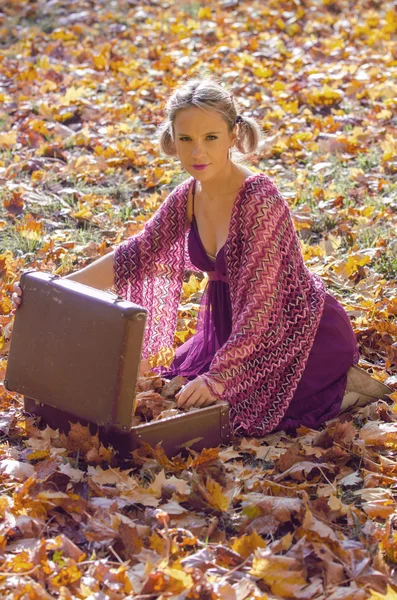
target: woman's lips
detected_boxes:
[192,164,210,170]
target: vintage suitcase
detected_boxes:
[4,271,231,457]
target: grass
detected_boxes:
[373,253,397,280]
[180,1,203,17]
[0,224,104,256]
[0,229,44,256]
[281,149,397,279]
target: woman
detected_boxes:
[12,76,392,437]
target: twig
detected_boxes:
[334,441,397,476]
[75,559,124,567]
[261,478,312,491]
[134,594,173,599]
[317,465,337,492]
[0,565,40,577]
[108,545,124,564]
[218,555,252,582]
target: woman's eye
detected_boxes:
[179,136,217,141]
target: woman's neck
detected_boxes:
[196,161,242,202]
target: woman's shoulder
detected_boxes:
[241,171,285,202]
[243,170,278,188]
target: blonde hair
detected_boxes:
[155,73,264,163]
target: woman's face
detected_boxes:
[172,107,236,180]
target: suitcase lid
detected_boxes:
[5,270,147,432]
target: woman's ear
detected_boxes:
[168,138,177,156]
[231,129,237,146]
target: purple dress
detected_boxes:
[157,179,360,432]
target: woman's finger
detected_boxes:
[184,390,202,408]
[13,283,22,295]
[191,395,209,408]
[12,293,21,306]
[177,385,192,407]
[201,397,216,408]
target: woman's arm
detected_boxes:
[63,250,115,291]
[12,249,116,311]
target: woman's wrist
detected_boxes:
[200,373,225,399]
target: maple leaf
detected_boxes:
[232,530,267,558]
[250,547,307,597]
[1,1,397,597]
[205,477,230,512]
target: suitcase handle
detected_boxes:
[20,270,61,284]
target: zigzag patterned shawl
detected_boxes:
[114,173,326,436]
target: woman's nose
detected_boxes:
[191,144,205,158]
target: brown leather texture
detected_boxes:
[5,271,147,431]
[5,271,231,456]
[24,397,231,458]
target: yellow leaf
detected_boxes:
[385,10,397,33]
[343,253,371,277]
[59,86,86,106]
[49,563,82,587]
[0,131,17,148]
[253,66,272,79]
[359,422,397,448]
[198,7,211,19]
[241,504,262,520]
[149,532,166,554]
[3,551,34,573]
[361,205,375,217]
[72,206,93,221]
[307,84,343,107]
[367,586,397,600]
[276,532,293,552]
[279,99,299,114]
[301,242,325,260]
[205,476,230,512]
[250,552,307,597]
[232,531,267,558]
[376,109,393,120]
[163,566,193,587]
[175,330,190,344]
[381,133,397,162]
[275,18,285,30]
[328,493,345,511]
[26,450,50,461]
[183,274,201,297]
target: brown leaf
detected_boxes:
[47,534,86,562]
[274,441,302,472]
[137,374,163,392]
[118,521,143,558]
[135,391,176,420]
[161,375,186,398]
[59,422,97,455]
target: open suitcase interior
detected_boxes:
[4,271,231,457]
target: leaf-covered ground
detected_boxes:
[0,0,397,598]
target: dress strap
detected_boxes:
[192,179,196,217]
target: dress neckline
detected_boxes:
[189,173,260,262]
[191,179,219,261]
[191,215,223,263]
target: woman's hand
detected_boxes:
[175,376,219,409]
[11,282,22,314]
